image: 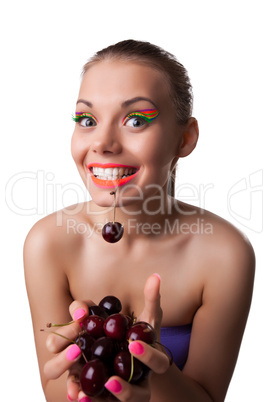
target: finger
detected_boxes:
[44,343,82,380]
[46,321,81,353]
[69,300,95,322]
[67,361,92,402]
[77,390,93,401]
[129,341,170,374]
[138,273,162,331]
[105,376,150,402]
[67,373,80,401]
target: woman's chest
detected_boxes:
[67,238,203,326]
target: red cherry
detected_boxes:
[102,222,124,243]
[104,314,128,340]
[75,332,95,362]
[80,359,108,397]
[82,315,105,339]
[114,350,144,383]
[99,295,122,315]
[88,305,109,319]
[91,336,115,361]
[127,322,156,344]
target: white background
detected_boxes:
[1,1,267,400]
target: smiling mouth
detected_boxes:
[87,164,139,188]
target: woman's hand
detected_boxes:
[102,273,170,402]
[48,273,169,401]
[69,274,170,401]
[104,340,170,401]
[44,300,92,400]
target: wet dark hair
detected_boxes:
[82,40,194,196]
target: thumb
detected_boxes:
[138,273,162,333]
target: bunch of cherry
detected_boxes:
[46,296,157,399]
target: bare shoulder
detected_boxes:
[179,201,255,275]
[23,203,89,272]
[176,201,256,306]
[184,204,256,325]
[200,207,255,277]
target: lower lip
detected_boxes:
[88,169,139,189]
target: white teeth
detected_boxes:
[105,168,113,176]
[91,166,137,180]
[113,167,119,177]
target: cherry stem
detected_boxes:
[110,180,119,224]
[40,329,76,344]
[40,329,88,364]
[155,341,174,366]
[46,320,74,328]
[128,352,135,383]
[112,191,116,224]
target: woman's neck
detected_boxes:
[88,194,178,240]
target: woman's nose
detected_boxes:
[91,126,122,155]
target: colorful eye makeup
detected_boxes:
[122,109,159,125]
[72,112,98,125]
[72,109,159,127]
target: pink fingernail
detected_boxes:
[129,341,145,355]
[66,344,81,361]
[74,308,86,321]
[105,379,122,394]
[153,273,161,281]
[79,397,92,402]
[67,394,74,401]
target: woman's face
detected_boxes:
[71,60,183,209]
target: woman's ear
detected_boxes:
[178,117,199,158]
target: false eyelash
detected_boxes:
[122,109,159,125]
[72,112,98,123]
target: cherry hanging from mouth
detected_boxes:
[102,221,124,243]
[102,190,124,243]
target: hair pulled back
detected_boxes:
[82,39,193,125]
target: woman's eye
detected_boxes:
[125,116,146,128]
[79,117,97,127]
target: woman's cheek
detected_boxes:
[71,133,86,166]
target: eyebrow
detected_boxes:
[76,99,93,108]
[76,97,158,109]
[121,97,158,109]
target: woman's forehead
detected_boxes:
[79,60,171,107]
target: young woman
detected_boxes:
[24,40,255,402]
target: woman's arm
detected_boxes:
[151,232,255,402]
[24,219,80,402]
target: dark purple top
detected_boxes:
[160,323,192,370]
